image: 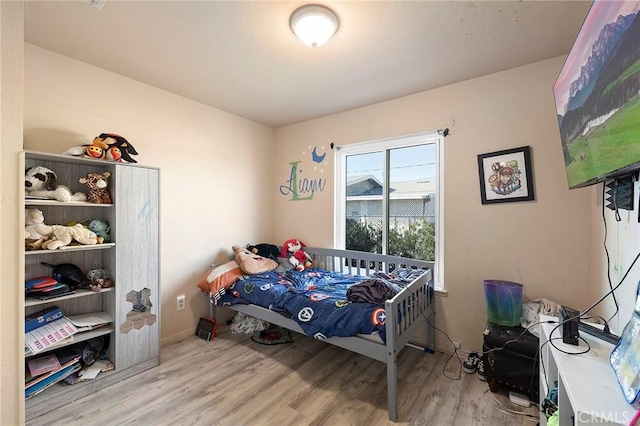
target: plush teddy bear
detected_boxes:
[281,239,313,271]
[88,219,110,243]
[79,172,112,204]
[36,223,101,250]
[246,243,280,261]
[25,166,87,202]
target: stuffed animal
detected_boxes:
[25,207,49,240]
[79,172,112,204]
[64,133,138,163]
[232,246,278,274]
[36,223,101,250]
[86,269,113,291]
[88,219,111,243]
[25,207,51,250]
[98,133,138,163]
[25,166,87,202]
[246,243,280,261]
[281,239,313,271]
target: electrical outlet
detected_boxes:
[177,294,186,311]
[453,341,462,350]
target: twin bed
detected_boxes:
[199,247,435,422]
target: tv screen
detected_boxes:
[554,0,640,189]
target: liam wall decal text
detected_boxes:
[279,145,328,201]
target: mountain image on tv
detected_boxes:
[554,1,640,189]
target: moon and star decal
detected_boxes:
[302,145,329,173]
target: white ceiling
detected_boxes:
[24,0,592,128]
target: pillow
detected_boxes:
[196,261,244,304]
[234,247,278,275]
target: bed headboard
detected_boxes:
[305,247,433,276]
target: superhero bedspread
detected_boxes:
[217,268,425,341]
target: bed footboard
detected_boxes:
[307,248,435,422]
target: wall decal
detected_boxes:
[279,145,329,201]
[312,146,326,163]
[120,287,157,333]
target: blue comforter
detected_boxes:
[218,269,390,340]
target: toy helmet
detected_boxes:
[41,262,84,289]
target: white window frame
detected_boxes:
[334,131,445,290]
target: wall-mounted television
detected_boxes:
[553,0,640,189]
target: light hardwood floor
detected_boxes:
[27,325,540,426]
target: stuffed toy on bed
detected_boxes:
[246,243,280,261]
[281,239,313,272]
[233,246,278,274]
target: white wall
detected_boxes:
[23,44,276,343]
[273,57,594,351]
[0,2,24,423]
[591,184,640,335]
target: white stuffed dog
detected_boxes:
[25,207,50,240]
[25,166,87,202]
[35,223,101,250]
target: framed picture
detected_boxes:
[477,146,534,204]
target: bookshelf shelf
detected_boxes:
[25,288,114,308]
[25,198,114,208]
[25,326,115,358]
[25,243,115,256]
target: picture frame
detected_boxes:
[477,146,534,204]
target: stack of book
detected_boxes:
[25,277,74,300]
[25,306,78,356]
[25,350,82,399]
[24,308,115,398]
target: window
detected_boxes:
[335,132,444,289]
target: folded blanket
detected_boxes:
[521,298,562,337]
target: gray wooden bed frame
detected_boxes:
[209,247,435,422]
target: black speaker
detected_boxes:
[196,317,217,341]
[559,306,580,346]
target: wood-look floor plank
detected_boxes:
[27,326,539,426]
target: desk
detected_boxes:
[539,315,635,425]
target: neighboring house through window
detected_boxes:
[335,131,444,289]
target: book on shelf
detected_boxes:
[66,312,113,332]
[25,306,63,333]
[25,277,58,291]
[25,316,78,356]
[25,361,82,399]
[26,354,61,377]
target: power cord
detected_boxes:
[602,183,620,324]
[423,313,462,380]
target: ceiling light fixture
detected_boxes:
[290,5,339,48]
